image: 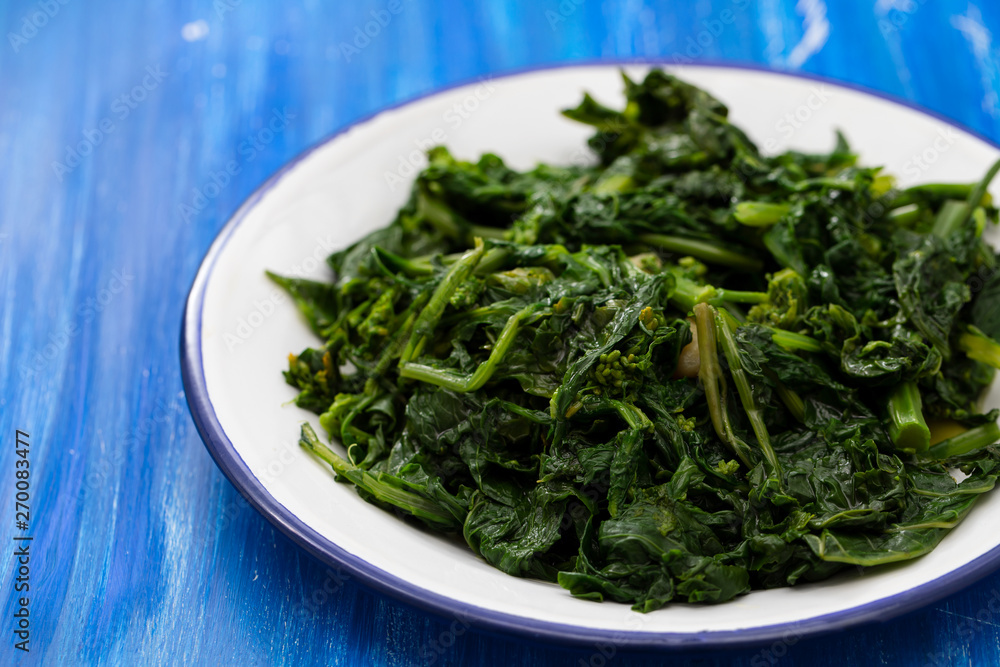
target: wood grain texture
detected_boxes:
[3,0,1000,664]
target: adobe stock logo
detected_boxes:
[223,234,338,351]
[7,0,71,53]
[19,268,134,378]
[901,127,959,179]
[667,0,752,63]
[51,65,168,181]
[332,0,415,63]
[382,78,497,191]
[178,107,295,223]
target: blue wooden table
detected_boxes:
[5,0,1000,664]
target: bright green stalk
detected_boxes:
[319,392,378,464]
[373,246,435,277]
[768,327,825,353]
[887,381,931,453]
[400,305,545,392]
[887,204,923,227]
[919,183,979,199]
[416,187,464,240]
[638,233,763,272]
[769,372,806,423]
[371,293,429,377]
[894,183,975,206]
[299,423,460,527]
[959,325,1000,369]
[669,272,718,313]
[344,298,375,328]
[608,399,654,431]
[931,200,973,239]
[961,158,1000,226]
[713,306,783,478]
[722,302,747,323]
[592,173,633,194]
[715,289,770,304]
[469,225,508,241]
[891,181,994,209]
[978,239,997,270]
[733,202,791,227]
[399,239,484,365]
[931,158,1000,238]
[716,306,743,330]
[382,246,513,278]
[667,269,767,314]
[474,247,515,274]
[925,422,1000,460]
[792,177,862,192]
[693,303,753,469]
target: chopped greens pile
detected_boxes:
[273,70,1000,611]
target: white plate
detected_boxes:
[181,63,1000,648]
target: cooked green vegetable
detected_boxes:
[274,70,1000,611]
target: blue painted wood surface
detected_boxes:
[4,0,1000,664]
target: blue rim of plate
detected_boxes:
[181,59,1000,650]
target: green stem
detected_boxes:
[979,240,997,269]
[931,200,973,239]
[399,239,484,365]
[715,289,769,304]
[931,158,1000,238]
[887,204,923,227]
[962,157,1000,224]
[887,381,931,452]
[669,272,717,313]
[416,187,464,240]
[717,306,743,330]
[959,325,1000,369]
[733,201,791,227]
[474,247,514,274]
[722,302,748,323]
[768,327,825,353]
[469,224,507,241]
[714,307,783,478]
[592,173,633,194]
[766,369,805,423]
[693,303,753,469]
[895,183,977,207]
[667,269,767,314]
[925,422,1000,459]
[400,305,544,391]
[372,293,429,376]
[792,177,861,192]
[334,394,378,464]
[373,246,435,277]
[608,400,654,431]
[299,423,460,527]
[638,233,763,272]
[391,246,513,278]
